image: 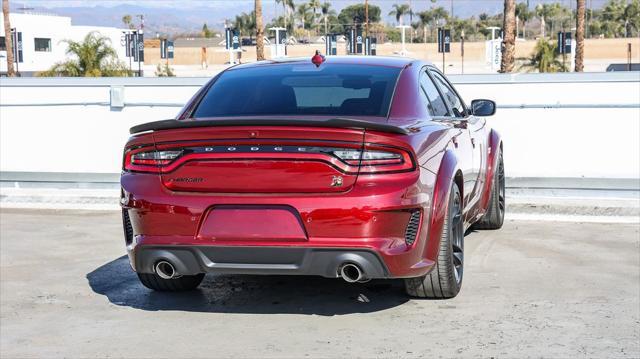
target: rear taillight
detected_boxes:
[131,150,182,166]
[123,145,414,174]
[332,148,414,174]
[124,149,182,172]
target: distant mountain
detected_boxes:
[11,1,608,37]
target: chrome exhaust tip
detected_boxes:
[340,263,364,283]
[155,260,177,279]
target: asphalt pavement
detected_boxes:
[0,209,638,358]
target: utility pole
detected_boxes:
[365,0,369,39]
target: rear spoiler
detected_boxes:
[129,118,410,135]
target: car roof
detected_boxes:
[230,55,427,70]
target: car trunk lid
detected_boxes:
[152,126,365,193]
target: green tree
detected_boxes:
[336,4,381,33]
[515,2,533,39]
[122,15,135,29]
[521,38,567,73]
[389,4,412,26]
[296,3,313,31]
[202,23,214,38]
[275,0,295,29]
[418,6,449,42]
[320,2,336,35]
[602,0,640,37]
[234,12,256,39]
[536,3,570,37]
[39,32,131,77]
[267,15,294,33]
[155,63,175,77]
[309,0,321,29]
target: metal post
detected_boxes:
[365,0,369,40]
[628,43,632,71]
[137,14,144,77]
[128,32,132,73]
[137,32,142,77]
[442,51,445,74]
[461,30,465,75]
[561,29,566,71]
[11,28,19,76]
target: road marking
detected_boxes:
[506,213,639,224]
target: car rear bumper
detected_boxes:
[130,245,389,279]
[121,170,438,278]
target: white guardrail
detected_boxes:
[0,72,639,186]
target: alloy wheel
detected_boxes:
[451,191,464,284]
[497,155,506,218]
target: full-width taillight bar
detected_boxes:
[124,145,414,174]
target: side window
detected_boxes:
[419,70,449,116]
[430,70,466,117]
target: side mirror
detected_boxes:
[470,99,496,117]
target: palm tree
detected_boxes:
[2,0,15,76]
[537,3,570,36]
[122,15,134,29]
[535,3,549,38]
[521,38,567,72]
[234,15,246,36]
[285,0,296,30]
[431,6,449,25]
[255,0,265,61]
[296,3,313,31]
[309,0,321,30]
[501,0,516,73]
[418,10,434,42]
[575,0,585,72]
[624,0,640,37]
[389,4,411,26]
[320,2,336,35]
[39,32,130,77]
[603,0,640,37]
[276,0,296,30]
[419,6,449,42]
[515,2,533,39]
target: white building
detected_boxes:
[0,12,129,76]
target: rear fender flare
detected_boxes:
[479,129,503,213]
[423,149,461,263]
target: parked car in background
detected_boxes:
[120,56,504,298]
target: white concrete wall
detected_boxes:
[0,73,638,179]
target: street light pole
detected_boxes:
[365,0,369,40]
[461,29,465,74]
[136,14,144,77]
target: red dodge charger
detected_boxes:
[120,56,504,298]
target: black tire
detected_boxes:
[474,149,505,230]
[137,272,205,292]
[405,183,464,299]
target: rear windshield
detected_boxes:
[193,64,402,118]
